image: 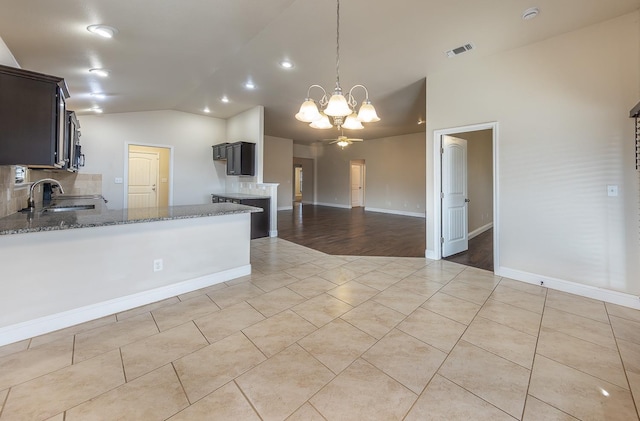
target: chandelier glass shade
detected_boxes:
[295,0,380,131]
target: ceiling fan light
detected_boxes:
[336,140,350,148]
[89,68,110,77]
[357,100,380,122]
[342,113,364,130]
[309,113,333,129]
[324,92,352,117]
[295,99,323,122]
[87,24,118,39]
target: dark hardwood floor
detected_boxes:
[277,204,494,271]
[444,228,494,272]
[277,204,426,257]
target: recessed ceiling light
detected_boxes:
[244,81,255,89]
[89,68,110,77]
[87,24,118,39]
[522,7,540,20]
[203,107,210,113]
[280,60,294,69]
[221,96,230,103]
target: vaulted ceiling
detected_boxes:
[1,0,638,144]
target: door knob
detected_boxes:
[465,198,470,203]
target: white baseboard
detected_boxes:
[365,207,426,218]
[425,249,438,260]
[469,222,493,240]
[314,202,352,209]
[278,206,293,211]
[0,265,252,347]
[497,266,640,310]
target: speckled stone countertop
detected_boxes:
[211,192,270,200]
[0,197,262,235]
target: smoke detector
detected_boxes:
[522,7,540,20]
[445,43,474,58]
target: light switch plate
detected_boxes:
[114,177,123,184]
[607,185,618,197]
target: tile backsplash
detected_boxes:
[0,166,102,218]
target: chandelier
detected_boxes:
[295,0,380,131]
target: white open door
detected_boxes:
[128,151,159,208]
[350,163,364,207]
[442,135,469,257]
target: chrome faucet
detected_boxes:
[27,178,65,209]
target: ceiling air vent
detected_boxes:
[446,43,474,58]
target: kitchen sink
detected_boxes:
[43,204,96,212]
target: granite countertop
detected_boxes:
[211,192,270,200]
[0,196,262,235]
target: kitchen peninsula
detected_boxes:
[0,198,261,346]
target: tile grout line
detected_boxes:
[170,361,193,406]
[423,274,525,419]
[542,306,623,351]
[520,282,548,420]
[604,303,640,419]
[0,387,9,419]
[232,379,265,421]
[523,292,594,420]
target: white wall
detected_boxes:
[81,110,227,209]
[426,12,640,297]
[226,106,264,184]
[293,144,318,160]
[263,135,293,209]
[0,36,19,67]
[316,132,426,216]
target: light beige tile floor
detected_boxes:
[1,237,639,420]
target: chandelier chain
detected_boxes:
[335,0,340,88]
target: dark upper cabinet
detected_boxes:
[212,143,229,160]
[0,64,70,168]
[65,111,83,172]
[225,141,255,176]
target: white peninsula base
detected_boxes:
[0,213,251,346]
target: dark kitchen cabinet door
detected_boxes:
[226,142,255,176]
[0,64,69,167]
[243,198,270,239]
[212,143,229,160]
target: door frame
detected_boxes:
[431,122,499,271]
[124,142,174,209]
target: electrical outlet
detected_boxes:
[114,177,123,184]
[153,259,163,272]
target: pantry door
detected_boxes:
[128,151,159,208]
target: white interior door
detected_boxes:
[128,151,159,208]
[294,167,303,201]
[442,135,469,257]
[351,164,364,207]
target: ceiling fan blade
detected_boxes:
[328,140,339,144]
[348,138,364,142]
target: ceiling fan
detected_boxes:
[323,131,363,149]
